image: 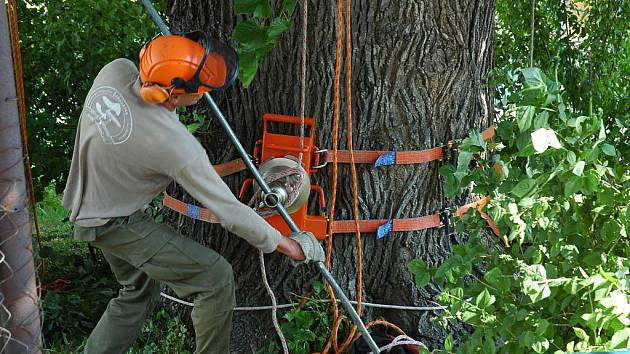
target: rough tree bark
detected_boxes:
[164,0,494,351]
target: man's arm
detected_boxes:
[174,153,305,259]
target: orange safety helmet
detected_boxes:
[139,31,238,103]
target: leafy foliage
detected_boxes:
[36,180,72,239]
[232,0,297,87]
[17,0,165,194]
[410,68,629,353]
[258,281,334,354]
[495,0,629,138]
[128,309,195,354]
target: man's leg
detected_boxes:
[137,234,235,354]
[84,250,161,354]
[88,211,235,354]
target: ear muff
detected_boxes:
[140,83,170,104]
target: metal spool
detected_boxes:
[252,156,310,214]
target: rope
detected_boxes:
[321,0,345,350]
[259,250,288,354]
[7,0,45,280]
[159,292,446,311]
[366,335,428,354]
[320,1,411,352]
[298,0,308,164]
[337,0,365,349]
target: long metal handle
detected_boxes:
[140,1,380,352]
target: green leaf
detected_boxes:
[281,0,298,15]
[533,110,549,129]
[237,51,261,88]
[601,219,621,247]
[234,0,261,14]
[483,267,501,286]
[518,106,535,132]
[457,151,473,173]
[439,164,460,198]
[573,327,588,341]
[601,143,616,156]
[233,20,268,50]
[567,150,577,166]
[253,0,273,18]
[582,252,605,267]
[267,19,290,40]
[564,176,582,197]
[511,178,537,198]
[572,161,585,176]
[535,319,550,336]
[531,338,549,353]
[610,328,630,349]
[408,259,430,288]
[186,123,201,134]
[482,334,496,354]
[583,172,599,194]
[475,288,495,309]
[521,68,545,90]
[470,130,487,150]
[444,334,454,351]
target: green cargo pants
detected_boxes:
[75,210,235,354]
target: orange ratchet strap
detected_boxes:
[213,158,247,177]
[163,192,507,246]
[161,158,248,223]
[162,127,506,244]
[331,196,508,246]
[314,127,495,168]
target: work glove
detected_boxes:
[288,231,326,264]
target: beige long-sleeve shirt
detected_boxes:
[63,58,282,253]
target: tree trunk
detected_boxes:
[165,0,494,351]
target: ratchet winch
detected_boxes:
[239,113,328,240]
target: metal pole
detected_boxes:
[140,1,379,352]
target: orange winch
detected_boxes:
[238,113,328,240]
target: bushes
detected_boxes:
[409,68,629,353]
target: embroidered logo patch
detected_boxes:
[85,86,133,144]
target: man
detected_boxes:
[63,32,325,354]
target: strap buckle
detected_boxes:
[440,140,459,164]
[312,149,329,169]
[439,208,453,234]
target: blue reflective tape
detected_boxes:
[374,151,396,168]
[376,220,393,239]
[187,204,201,220]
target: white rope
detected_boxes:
[258,250,289,354]
[160,292,445,311]
[367,334,428,354]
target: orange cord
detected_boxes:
[7,0,45,280]
[318,1,412,353]
[319,0,345,351]
[334,0,365,349]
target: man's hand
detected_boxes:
[276,231,325,263]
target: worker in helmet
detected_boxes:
[63,32,325,354]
